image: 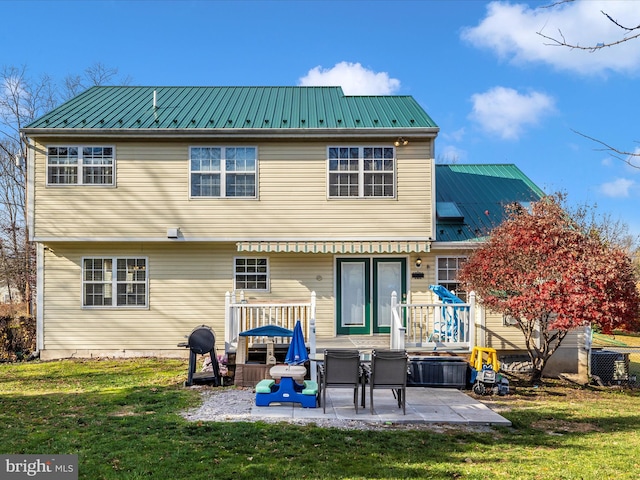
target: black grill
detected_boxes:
[178,325,221,387]
[188,326,216,354]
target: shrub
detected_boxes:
[0,315,36,361]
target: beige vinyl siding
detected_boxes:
[41,243,336,353]
[484,313,586,353]
[32,139,433,240]
[241,252,335,338]
[42,242,234,351]
[485,311,527,350]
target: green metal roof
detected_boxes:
[435,164,545,242]
[24,86,438,133]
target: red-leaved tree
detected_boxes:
[459,195,640,383]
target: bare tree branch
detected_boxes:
[540,0,575,9]
[602,10,640,32]
[537,6,640,52]
[0,63,133,313]
[571,129,640,168]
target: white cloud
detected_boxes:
[437,145,467,164]
[461,1,640,75]
[442,127,466,143]
[601,157,613,167]
[626,147,640,169]
[600,177,635,197]
[298,62,400,95]
[469,86,555,140]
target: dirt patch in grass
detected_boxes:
[470,372,618,413]
[531,418,603,434]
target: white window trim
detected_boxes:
[233,256,270,292]
[189,146,258,199]
[326,146,396,199]
[81,256,149,309]
[46,145,116,186]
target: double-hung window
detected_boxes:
[234,257,269,291]
[83,257,148,307]
[436,256,467,301]
[190,147,257,198]
[328,146,395,198]
[47,146,114,185]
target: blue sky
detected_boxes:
[3,0,640,234]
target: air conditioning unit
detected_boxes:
[591,350,629,384]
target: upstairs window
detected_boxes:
[328,146,395,198]
[190,147,257,198]
[82,257,148,308]
[47,146,114,185]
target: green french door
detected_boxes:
[336,258,406,335]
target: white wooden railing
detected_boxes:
[225,289,474,357]
[391,291,476,351]
[225,291,316,350]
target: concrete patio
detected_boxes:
[250,386,511,426]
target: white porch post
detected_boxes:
[390,291,405,350]
[468,291,476,351]
[224,291,231,351]
[390,290,397,349]
[309,291,317,383]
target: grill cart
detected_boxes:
[178,325,222,387]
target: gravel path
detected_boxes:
[179,386,494,432]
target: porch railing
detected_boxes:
[225,289,474,355]
[391,291,476,351]
[224,291,316,351]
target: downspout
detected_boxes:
[430,149,436,241]
[26,137,42,356]
[36,243,44,353]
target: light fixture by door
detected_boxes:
[394,137,409,147]
[415,257,422,268]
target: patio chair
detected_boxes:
[317,349,364,413]
[368,349,408,415]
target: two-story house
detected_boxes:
[22,86,583,376]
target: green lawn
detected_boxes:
[1,358,639,479]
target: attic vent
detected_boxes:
[436,202,464,223]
